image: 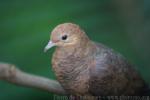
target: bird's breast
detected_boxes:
[52,53,91,95]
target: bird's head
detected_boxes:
[44,23,88,52]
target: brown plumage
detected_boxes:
[44,23,149,96]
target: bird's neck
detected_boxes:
[55,38,95,58]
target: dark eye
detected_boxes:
[61,35,68,40]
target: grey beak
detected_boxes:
[44,41,55,52]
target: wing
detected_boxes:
[88,43,145,96]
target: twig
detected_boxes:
[0,62,67,95]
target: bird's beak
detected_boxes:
[44,41,55,52]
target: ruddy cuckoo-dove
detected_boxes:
[44,23,149,96]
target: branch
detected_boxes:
[0,62,67,95]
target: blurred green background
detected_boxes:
[0,0,149,99]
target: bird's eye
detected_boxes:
[61,35,68,40]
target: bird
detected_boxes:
[44,23,149,97]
